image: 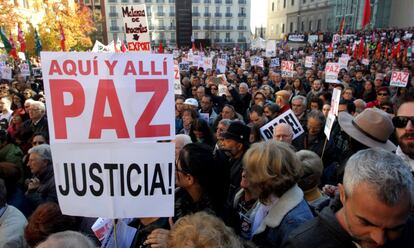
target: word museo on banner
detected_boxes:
[58,162,173,197]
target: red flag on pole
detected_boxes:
[396,41,401,60]
[339,16,345,36]
[8,33,18,59]
[361,0,371,29]
[192,41,196,53]
[158,41,164,53]
[384,43,389,60]
[358,39,365,60]
[17,25,26,53]
[59,23,65,51]
[375,42,381,60]
[121,41,127,52]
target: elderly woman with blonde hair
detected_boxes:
[243,140,313,247]
[168,212,244,248]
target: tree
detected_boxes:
[0,1,24,32]
[37,2,96,52]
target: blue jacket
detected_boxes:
[251,185,314,248]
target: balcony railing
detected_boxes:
[156,0,165,2]
[169,12,175,16]
[168,0,175,2]
[238,13,246,17]
[155,12,165,16]
[193,0,200,3]
[168,26,176,30]
[215,13,222,17]
[193,25,201,30]
[237,25,247,30]
[193,12,200,16]
[145,0,151,3]
[225,0,233,3]
[225,26,233,30]
[238,0,246,3]
[156,26,166,30]
[109,12,118,17]
[224,38,234,43]
[225,13,232,17]
[214,0,222,3]
[238,37,247,42]
[110,26,119,31]
[214,38,221,42]
[203,25,213,30]
[204,0,211,3]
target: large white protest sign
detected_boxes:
[121,5,151,52]
[41,52,175,218]
[330,88,341,116]
[173,60,182,95]
[216,58,227,73]
[281,61,294,77]
[265,40,276,57]
[270,58,280,67]
[50,142,174,218]
[305,56,314,68]
[41,52,175,143]
[325,52,334,59]
[193,55,201,68]
[260,109,304,140]
[333,34,340,44]
[325,62,340,83]
[390,71,410,87]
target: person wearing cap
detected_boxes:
[393,92,414,173]
[366,86,390,108]
[284,148,414,248]
[219,121,251,224]
[183,98,199,111]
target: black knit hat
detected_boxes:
[222,121,250,146]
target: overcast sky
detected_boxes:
[250,0,268,31]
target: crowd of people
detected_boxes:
[0,27,413,247]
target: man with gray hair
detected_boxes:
[273,123,294,145]
[284,148,414,247]
[22,100,49,135]
[25,144,57,214]
[291,95,308,128]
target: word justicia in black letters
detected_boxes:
[121,6,146,17]
[58,162,173,197]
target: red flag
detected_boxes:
[121,41,127,52]
[17,25,26,53]
[8,33,17,59]
[339,16,345,36]
[385,43,389,60]
[358,39,365,60]
[59,23,65,51]
[353,42,358,59]
[361,0,371,29]
[327,42,333,52]
[403,46,408,62]
[158,41,164,53]
[192,41,196,52]
[375,42,381,60]
[396,42,401,60]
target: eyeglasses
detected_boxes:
[392,116,414,128]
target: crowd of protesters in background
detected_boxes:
[0,27,413,247]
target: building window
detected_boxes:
[290,22,293,32]
[303,0,306,3]
[309,21,312,31]
[205,6,209,13]
[216,6,220,13]
[158,6,163,13]
[226,6,230,13]
[193,6,198,13]
[110,6,116,13]
[216,19,220,26]
[171,32,175,39]
[283,0,286,8]
[291,0,294,6]
[317,19,321,31]
[216,33,219,39]
[301,21,304,31]
[193,19,199,26]
[282,23,285,33]
[111,19,117,28]
[241,7,245,14]
[272,2,274,11]
[226,32,230,39]
[226,19,230,26]
[239,19,244,26]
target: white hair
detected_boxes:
[273,123,294,138]
[343,148,414,207]
[36,231,97,248]
[28,144,52,161]
[291,95,307,107]
[175,134,192,147]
